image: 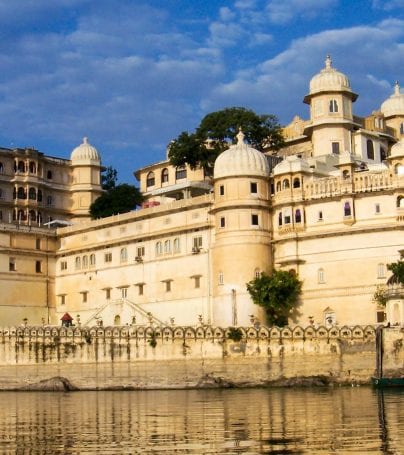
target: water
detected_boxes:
[0,387,403,454]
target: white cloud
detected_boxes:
[372,0,404,10]
[266,0,338,24]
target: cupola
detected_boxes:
[381,82,404,118]
[70,137,101,164]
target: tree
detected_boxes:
[168,107,284,174]
[246,270,302,326]
[90,184,143,219]
[387,259,404,285]
[101,166,118,191]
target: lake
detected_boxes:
[0,387,403,454]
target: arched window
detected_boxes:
[293,177,300,188]
[397,196,404,208]
[120,247,128,263]
[329,99,338,113]
[18,161,25,173]
[164,240,171,254]
[344,201,351,217]
[295,209,302,223]
[173,237,180,253]
[175,165,187,180]
[0,162,3,173]
[155,241,162,256]
[28,187,36,200]
[366,139,374,160]
[28,210,36,222]
[82,255,88,269]
[37,190,42,202]
[342,170,350,179]
[276,181,281,192]
[161,168,169,183]
[282,179,290,189]
[17,209,25,221]
[46,195,53,206]
[47,170,52,180]
[17,187,26,199]
[114,315,121,326]
[29,162,36,174]
[318,268,325,284]
[89,254,96,267]
[278,212,282,226]
[146,171,155,188]
[13,187,16,199]
[75,257,81,270]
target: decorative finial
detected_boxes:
[83,137,88,144]
[394,81,400,95]
[236,128,245,145]
[325,55,332,69]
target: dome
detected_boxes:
[307,55,356,99]
[390,138,404,158]
[381,82,404,118]
[214,130,269,179]
[273,155,311,176]
[70,137,100,163]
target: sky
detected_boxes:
[0,0,403,183]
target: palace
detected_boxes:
[0,56,403,328]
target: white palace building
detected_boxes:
[0,57,403,328]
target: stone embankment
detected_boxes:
[0,324,402,391]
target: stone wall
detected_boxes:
[0,324,402,390]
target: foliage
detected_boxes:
[373,285,388,307]
[246,270,302,327]
[387,259,404,285]
[168,107,284,174]
[227,327,243,342]
[101,166,118,190]
[90,184,143,219]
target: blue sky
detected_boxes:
[0,0,403,183]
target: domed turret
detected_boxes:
[273,155,311,176]
[390,138,404,158]
[71,137,100,163]
[381,82,404,118]
[214,130,269,179]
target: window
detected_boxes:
[81,292,88,303]
[89,254,96,267]
[137,246,145,257]
[220,217,225,228]
[28,187,36,200]
[29,210,36,223]
[82,255,88,269]
[29,162,36,174]
[251,214,259,226]
[136,283,144,296]
[282,179,290,189]
[344,202,352,217]
[193,236,202,249]
[146,171,155,187]
[163,280,172,292]
[59,295,66,305]
[35,261,42,273]
[254,268,261,279]
[105,288,111,300]
[120,248,128,263]
[47,170,52,180]
[400,123,404,135]
[377,263,386,279]
[397,196,404,208]
[114,315,121,326]
[164,240,171,254]
[276,181,281,192]
[218,271,224,285]
[293,178,300,188]
[121,287,128,298]
[75,256,81,270]
[104,252,112,263]
[342,170,350,179]
[250,182,257,194]
[192,275,201,289]
[173,238,180,253]
[332,142,340,154]
[318,268,325,284]
[366,139,374,160]
[0,162,3,173]
[376,310,386,323]
[155,241,163,256]
[17,187,26,199]
[219,185,224,196]
[278,212,282,226]
[375,203,381,214]
[175,165,187,180]
[46,195,53,207]
[60,261,67,271]
[17,161,25,173]
[9,258,16,271]
[318,211,323,221]
[295,209,302,223]
[36,239,41,250]
[37,190,42,202]
[161,168,169,183]
[329,99,338,113]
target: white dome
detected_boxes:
[214,130,269,179]
[70,137,100,163]
[381,82,404,118]
[390,138,404,158]
[309,55,353,96]
[273,155,311,176]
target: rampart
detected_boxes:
[0,325,402,390]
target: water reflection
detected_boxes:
[0,387,403,454]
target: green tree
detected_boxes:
[246,270,302,326]
[90,184,143,219]
[387,259,404,285]
[168,107,284,174]
[101,166,118,190]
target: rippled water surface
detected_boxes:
[0,387,403,454]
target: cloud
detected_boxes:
[266,0,338,24]
[372,0,404,10]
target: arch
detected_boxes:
[293,177,300,188]
[276,181,281,192]
[164,239,171,254]
[295,208,302,223]
[82,255,88,269]
[17,187,26,199]
[29,161,36,174]
[120,247,128,262]
[146,171,155,188]
[155,241,162,256]
[28,187,36,200]
[397,196,404,208]
[173,237,180,253]
[366,139,374,160]
[75,256,81,270]
[89,253,96,267]
[28,210,36,222]
[46,170,52,179]
[114,315,121,326]
[342,170,350,179]
[344,201,351,216]
[17,161,25,173]
[37,190,42,202]
[282,179,290,189]
[17,209,26,221]
[161,168,169,183]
